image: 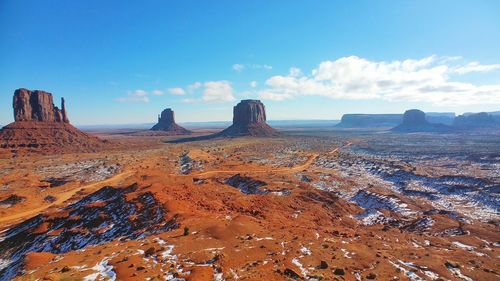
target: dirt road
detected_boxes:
[192,141,353,178]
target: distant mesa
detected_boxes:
[336,112,455,129]
[0,88,105,153]
[391,109,453,133]
[218,100,279,137]
[453,112,499,129]
[336,114,402,128]
[150,108,191,135]
[426,112,455,125]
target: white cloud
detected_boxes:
[258,56,500,106]
[132,89,148,97]
[232,64,245,72]
[187,82,202,93]
[232,63,272,72]
[152,90,164,96]
[250,81,257,88]
[182,98,197,104]
[179,81,236,103]
[259,90,292,101]
[289,67,302,77]
[202,81,235,102]
[257,64,273,70]
[453,61,500,74]
[168,87,186,95]
[117,89,150,103]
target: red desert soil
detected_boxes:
[0,133,498,281]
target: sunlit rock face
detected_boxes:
[13,88,69,123]
[219,100,279,137]
[233,100,267,125]
[1,89,104,153]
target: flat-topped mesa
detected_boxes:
[219,100,279,137]
[13,88,69,123]
[150,108,191,135]
[336,114,403,128]
[453,112,499,129]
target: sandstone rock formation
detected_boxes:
[150,108,191,135]
[13,88,69,123]
[426,112,455,125]
[0,88,105,153]
[403,109,427,124]
[453,112,499,129]
[218,100,279,137]
[391,109,453,133]
[336,112,455,129]
[336,114,402,128]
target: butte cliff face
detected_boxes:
[219,100,279,137]
[0,89,104,153]
[391,109,453,133]
[13,89,69,123]
[150,108,191,135]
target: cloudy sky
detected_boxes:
[1,0,500,125]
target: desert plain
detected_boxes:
[0,125,499,281]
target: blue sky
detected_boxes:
[1,0,500,125]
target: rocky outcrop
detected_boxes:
[426,112,455,125]
[391,109,453,133]
[233,99,267,125]
[219,100,279,137]
[453,112,499,129]
[0,88,105,153]
[150,108,191,135]
[336,112,456,129]
[336,114,402,128]
[403,109,427,124]
[13,88,69,123]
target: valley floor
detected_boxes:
[0,130,498,281]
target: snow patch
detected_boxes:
[0,259,12,271]
[341,248,353,258]
[451,241,475,251]
[83,258,116,281]
[389,260,425,281]
[300,246,312,255]
[446,264,474,281]
[292,258,309,277]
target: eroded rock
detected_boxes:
[151,108,191,135]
